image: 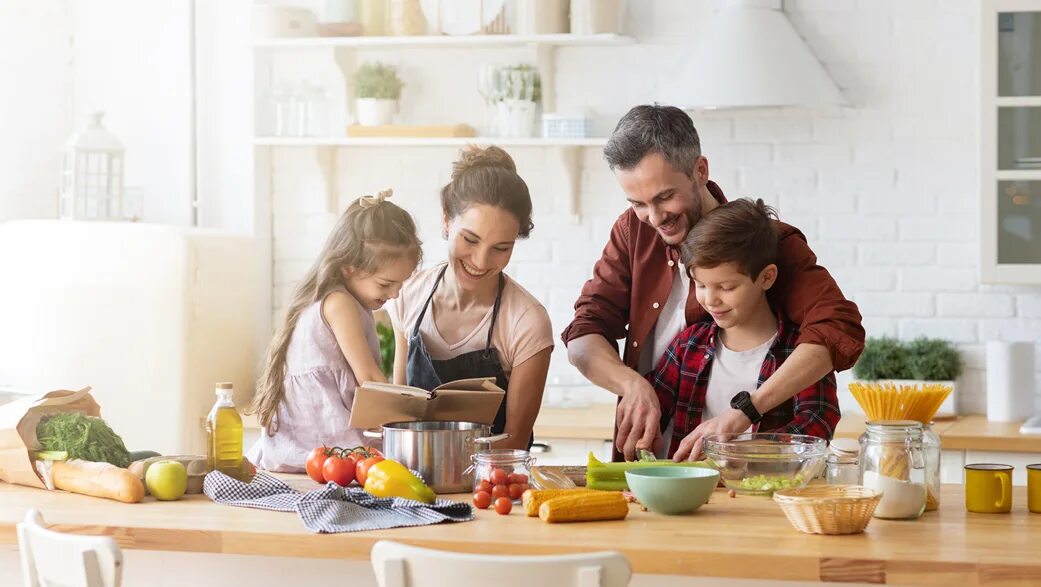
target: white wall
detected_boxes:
[0,1,73,220]
[0,0,195,226]
[262,0,1041,413]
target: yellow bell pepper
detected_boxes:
[363,459,436,504]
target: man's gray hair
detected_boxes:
[603,104,702,176]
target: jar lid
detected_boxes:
[828,437,860,457]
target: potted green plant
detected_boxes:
[350,62,404,126]
[489,64,541,138]
[852,336,964,417]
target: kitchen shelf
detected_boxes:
[253,136,608,147]
[253,33,633,49]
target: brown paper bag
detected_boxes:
[0,387,100,489]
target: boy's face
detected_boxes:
[689,261,778,330]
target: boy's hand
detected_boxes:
[671,409,752,461]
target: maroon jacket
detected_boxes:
[561,181,865,372]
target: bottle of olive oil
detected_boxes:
[206,382,243,479]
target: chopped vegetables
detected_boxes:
[732,473,805,493]
[36,412,131,468]
[585,452,712,491]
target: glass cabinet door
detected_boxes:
[982,2,1041,282]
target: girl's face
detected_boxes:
[342,254,417,311]
[444,204,520,292]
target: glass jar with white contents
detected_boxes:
[825,438,860,485]
[859,420,927,520]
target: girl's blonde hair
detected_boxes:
[249,190,421,433]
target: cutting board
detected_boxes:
[346,124,476,138]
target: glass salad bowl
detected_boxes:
[703,433,827,495]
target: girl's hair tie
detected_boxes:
[358,188,394,208]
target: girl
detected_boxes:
[389,146,554,450]
[248,190,421,472]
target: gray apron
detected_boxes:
[405,265,532,448]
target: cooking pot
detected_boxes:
[364,421,509,493]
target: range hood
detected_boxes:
[663,0,847,110]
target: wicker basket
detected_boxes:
[773,485,882,535]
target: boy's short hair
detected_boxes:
[680,198,779,279]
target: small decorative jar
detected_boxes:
[470,449,534,503]
[859,420,927,520]
[825,438,860,485]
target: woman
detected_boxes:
[388,145,553,449]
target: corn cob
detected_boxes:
[538,491,629,523]
[522,488,597,517]
[585,452,713,491]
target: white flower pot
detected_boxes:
[355,98,398,126]
[495,99,537,138]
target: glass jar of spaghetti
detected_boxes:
[859,420,927,520]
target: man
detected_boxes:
[562,105,863,461]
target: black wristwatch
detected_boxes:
[730,391,763,424]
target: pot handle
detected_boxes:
[473,433,510,444]
[362,428,383,439]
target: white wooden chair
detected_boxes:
[370,540,631,587]
[17,508,123,587]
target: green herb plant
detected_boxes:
[351,62,404,100]
[376,322,395,378]
[852,336,963,381]
[36,412,132,468]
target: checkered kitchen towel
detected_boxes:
[203,471,474,533]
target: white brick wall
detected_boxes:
[266,0,1041,412]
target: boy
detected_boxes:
[647,198,841,461]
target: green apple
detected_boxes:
[145,460,188,501]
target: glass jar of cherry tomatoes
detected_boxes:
[470,449,534,505]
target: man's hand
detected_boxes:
[672,409,752,462]
[615,379,663,461]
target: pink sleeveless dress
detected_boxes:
[247,290,380,472]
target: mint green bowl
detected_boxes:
[624,467,720,515]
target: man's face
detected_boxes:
[690,262,777,330]
[615,152,703,246]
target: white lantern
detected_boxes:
[60,111,126,221]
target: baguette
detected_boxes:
[52,459,145,503]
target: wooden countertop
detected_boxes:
[537,406,1041,454]
[1,479,1039,584]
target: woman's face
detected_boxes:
[444,204,520,292]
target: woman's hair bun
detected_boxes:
[451,145,517,181]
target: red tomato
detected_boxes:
[322,454,356,486]
[489,468,508,485]
[305,447,330,483]
[491,484,509,499]
[508,483,525,500]
[360,446,383,459]
[494,497,512,515]
[356,455,384,487]
[476,480,493,494]
[507,472,528,484]
[473,490,492,509]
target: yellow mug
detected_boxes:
[965,464,1012,513]
[1028,464,1041,514]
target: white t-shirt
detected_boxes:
[703,332,778,428]
[388,264,555,375]
[639,262,690,375]
[640,263,689,458]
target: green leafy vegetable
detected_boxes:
[36,412,132,468]
[586,452,713,491]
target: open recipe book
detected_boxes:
[348,377,505,429]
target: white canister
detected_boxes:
[986,341,1036,422]
[515,0,569,34]
[570,0,624,35]
[496,100,537,138]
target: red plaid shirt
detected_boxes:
[647,313,840,458]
